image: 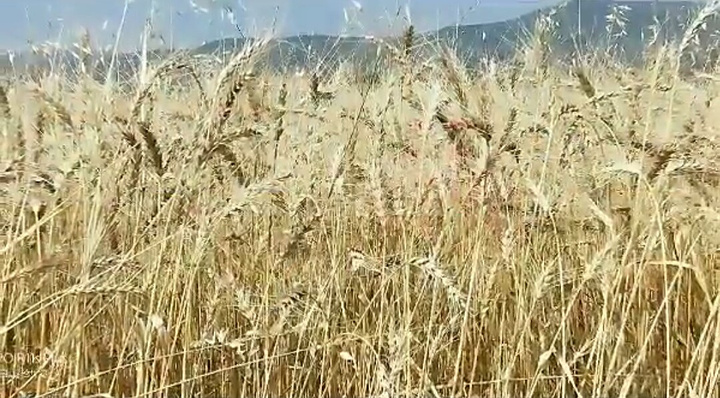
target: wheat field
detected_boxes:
[3,5,720,398]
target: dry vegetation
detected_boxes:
[4,4,720,398]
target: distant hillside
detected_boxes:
[0,0,718,79]
[192,34,382,73]
[190,0,715,71]
[435,0,707,63]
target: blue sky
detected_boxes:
[0,0,568,51]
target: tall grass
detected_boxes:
[3,3,720,398]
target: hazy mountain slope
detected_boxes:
[0,0,716,77]
[436,0,704,63]
[192,0,712,70]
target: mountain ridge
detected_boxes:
[190,0,711,70]
[1,0,716,77]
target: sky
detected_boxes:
[0,0,673,52]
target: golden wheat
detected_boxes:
[3,9,720,398]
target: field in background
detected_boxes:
[4,3,720,398]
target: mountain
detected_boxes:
[1,0,717,79]
[435,0,706,63]
[189,0,714,71]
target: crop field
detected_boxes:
[3,5,720,398]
